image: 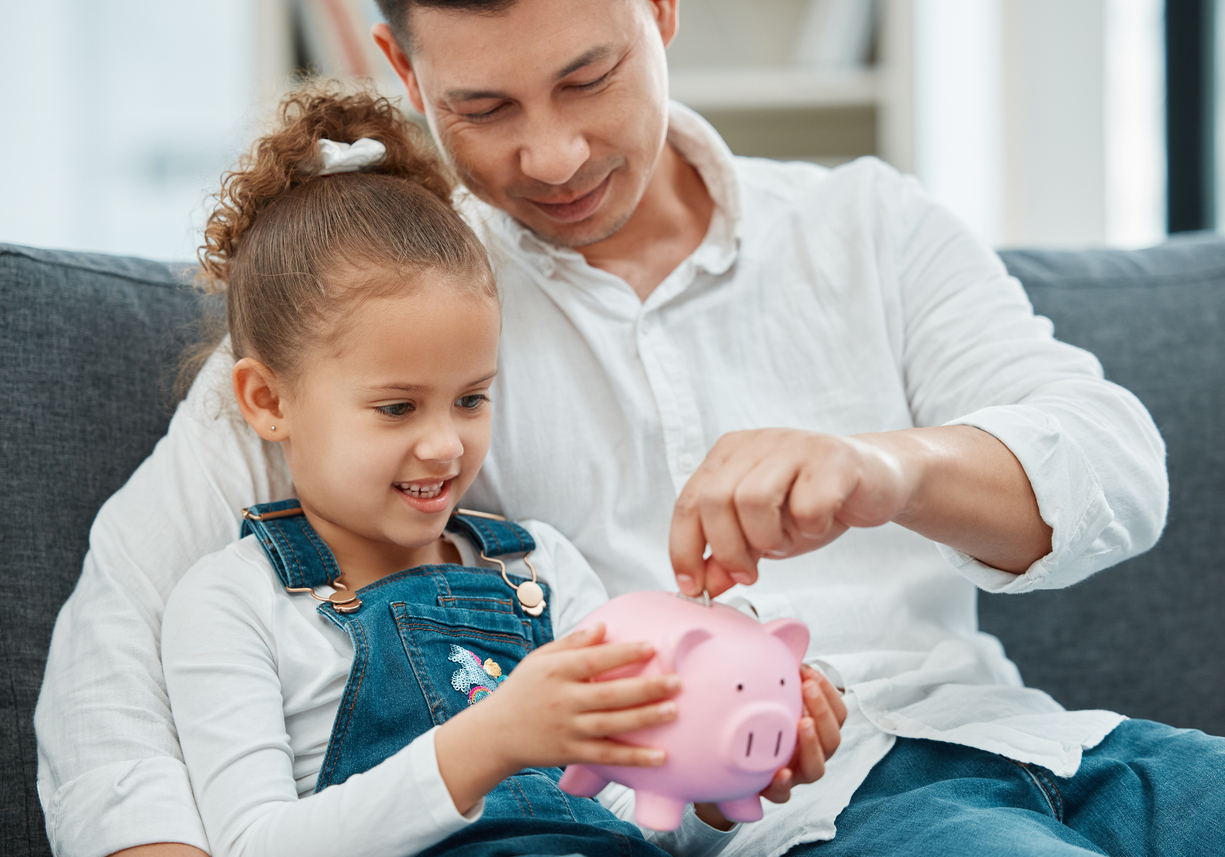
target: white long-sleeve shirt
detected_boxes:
[35,102,1167,857]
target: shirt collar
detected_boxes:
[465,101,742,277]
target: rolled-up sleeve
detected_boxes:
[883,168,1168,592]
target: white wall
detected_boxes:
[912,0,1165,248]
[0,1,262,261]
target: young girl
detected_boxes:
[160,83,701,857]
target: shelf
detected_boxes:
[667,66,879,112]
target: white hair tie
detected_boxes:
[316,137,387,176]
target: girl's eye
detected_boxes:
[377,402,413,418]
[457,394,488,411]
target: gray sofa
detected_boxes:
[2,236,1223,857]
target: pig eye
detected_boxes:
[780,678,785,686]
[736,683,744,691]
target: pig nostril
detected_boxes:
[745,732,754,757]
[774,731,783,756]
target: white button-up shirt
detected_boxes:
[35,103,1166,857]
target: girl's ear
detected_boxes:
[233,357,288,442]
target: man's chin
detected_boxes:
[517,207,635,250]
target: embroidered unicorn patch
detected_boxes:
[449,644,508,705]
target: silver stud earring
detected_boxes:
[270,425,277,432]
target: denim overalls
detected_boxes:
[241,500,669,857]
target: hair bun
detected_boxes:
[198,79,452,292]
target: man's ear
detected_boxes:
[647,0,680,49]
[372,23,426,114]
[233,357,288,442]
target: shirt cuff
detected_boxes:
[665,805,741,857]
[940,406,1116,594]
[45,756,209,857]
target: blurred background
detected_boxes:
[0,0,1211,262]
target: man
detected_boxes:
[36,1,1219,856]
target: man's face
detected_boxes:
[385,0,676,248]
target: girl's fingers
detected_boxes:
[577,673,681,712]
[575,697,679,738]
[557,639,657,680]
[572,739,667,768]
[802,674,844,759]
[760,766,794,804]
[537,622,606,654]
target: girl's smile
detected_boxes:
[394,477,454,513]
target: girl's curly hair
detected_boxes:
[183,79,493,391]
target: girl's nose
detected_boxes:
[518,113,590,186]
[415,418,464,463]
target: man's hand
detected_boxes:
[670,426,1052,597]
[694,664,847,830]
[670,429,912,597]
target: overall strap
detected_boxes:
[445,510,536,558]
[240,499,340,589]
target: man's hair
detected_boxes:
[375,0,518,54]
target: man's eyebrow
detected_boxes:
[443,46,614,103]
[555,45,613,81]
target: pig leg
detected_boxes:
[715,795,765,823]
[558,764,609,797]
[634,792,687,831]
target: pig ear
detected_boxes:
[662,627,714,672]
[764,619,809,662]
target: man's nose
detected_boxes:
[518,111,590,186]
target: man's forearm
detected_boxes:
[872,425,1052,573]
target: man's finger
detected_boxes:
[670,487,711,596]
[733,455,804,557]
[694,465,761,584]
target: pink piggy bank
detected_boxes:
[557,590,809,830]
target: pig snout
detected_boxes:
[723,703,797,773]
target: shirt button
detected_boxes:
[677,453,697,473]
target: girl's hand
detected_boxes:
[435,623,680,814]
[694,664,846,830]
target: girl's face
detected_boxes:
[277,273,500,580]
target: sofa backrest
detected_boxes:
[0,244,205,857]
[1,236,1223,857]
[993,233,1225,735]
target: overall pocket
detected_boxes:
[392,602,534,726]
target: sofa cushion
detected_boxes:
[993,232,1225,735]
[0,244,207,857]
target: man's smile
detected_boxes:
[523,174,612,223]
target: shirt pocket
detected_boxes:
[391,602,533,726]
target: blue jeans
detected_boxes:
[790,718,1225,855]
